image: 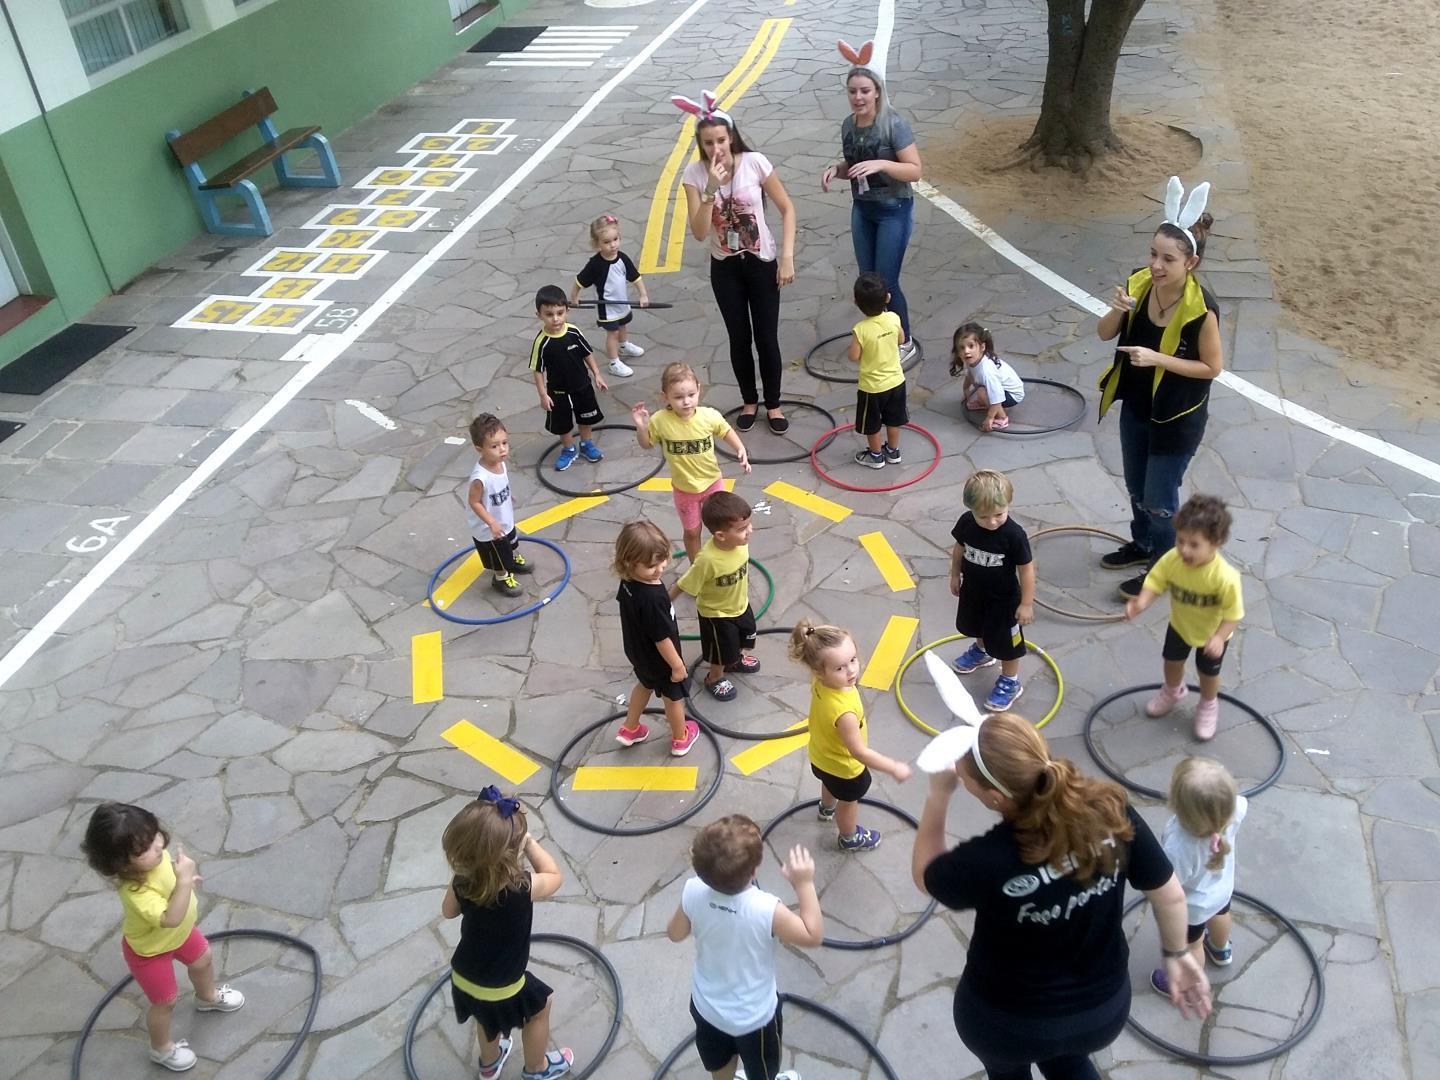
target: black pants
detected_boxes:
[954,980,1130,1080]
[709,253,783,409]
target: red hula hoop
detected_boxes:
[809,422,943,493]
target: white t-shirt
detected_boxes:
[971,355,1025,405]
[682,151,777,262]
[465,461,515,541]
[1161,795,1248,924]
[681,877,780,1035]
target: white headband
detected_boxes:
[914,652,1014,798]
[1163,175,1211,258]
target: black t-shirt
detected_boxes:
[528,324,594,393]
[1115,281,1217,455]
[617,579,681,683]
[951,513,1032,605]
[451,877,532,988]
[923,806,1172,1014]
[576,252,640,323]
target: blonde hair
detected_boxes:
[963,469,1014,515]
[443,798,528,907]
[660,362,701,398]
[589,213,621,246]
[788,618,852,673]
[1168,757,1238,872]
[613,519,671,578]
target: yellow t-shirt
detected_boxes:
[806,679,865,779]
[1143,549,1245,647]
[647,406,731,494]
[678,540,750,618]
[119,851,197,957]
[854,312,904,394]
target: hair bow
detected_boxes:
[837,39,875,66]
[478,785,521,819]
[914,651,1014,797]
[1162,175,1211,258]
[1209,832,1224,855]
[671,89,732,128]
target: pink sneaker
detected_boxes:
[615,722,649,747]
[670,720,701,757]
[1194,697,1219,740]
[1145,683,1188,718]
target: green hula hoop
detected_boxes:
[670,550,776,643]
[894,634,1064,736]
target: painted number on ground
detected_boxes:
[67,515,131,553]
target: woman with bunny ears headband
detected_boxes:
[1095,176,1225,600]
[821,39,923,358]
[676,90,798,435]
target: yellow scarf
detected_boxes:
[1097,269,1208,420]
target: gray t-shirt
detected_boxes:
[841,109,916,203]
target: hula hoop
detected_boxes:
[961,377,1086,435]
[894,634,1064,737]
[1029,525,1130,623]
[684,627,809,741]
[426,537,570,626]
[670,550,775,643]
[402,934,623,1080]
[1122,891,1324,1066]
[71,929,321,1080]
[761,798,936,950]
[570,300,674,309]
[803,332,925,384]
[1082,683,1285,799]
[548,707,723,836]
[534,424,663,498]
[717,400,839,465]
[809,422,942,493]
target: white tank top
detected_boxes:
[682,877,780,1035]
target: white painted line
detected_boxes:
[546,24,638,29]
[344,400,398,430]
[489,60,596,67]
[0,0,717,693]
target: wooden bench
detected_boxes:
[166,88,340,237]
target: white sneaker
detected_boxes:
[617,340,645,358]
[149,1040,197,1071]
[899,338,918,364]
[195,984,244,1012]
[608,358,634,377]
[733,1069,798,1080]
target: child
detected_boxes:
[666,816,822,1080]
[441,789,574,1080]
[950,322,1025,433]
[949,469,1035,710]
[467,413,533,598]
[632,362,751,563]
[81,803,244,1072]
[847,270,908,469]
[675,490,760,701]
[1125,494,1244,741]
[570,213,649,379]
[530,284,607,472]
[613,519,701,756]
[789,619,911,851]
[1151,757,1247,997]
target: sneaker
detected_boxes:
[985,675,1023,711]
[1149,968,1171,998]
[670,720,701,757]
[705,677,738,701]
[479,1036,513,1080]
[608,358,634,378]
[1117,571,1148,599]
[952,642,996,674]
[510,553,534,575]
[1145,683,1188,718]
[618,340,645,358]
[854,449,886,470]
[724,655,761,675]
[149,1041,197,1072]
[817,802,836,822]
[555,445,579,471]
[883,443,902,464]
[1194,697,1219,741]
[736,1070,800,1080]
[615,722,650,747]
[578,439,604,462]
[839,826,882,851]
[195,984,244,1012]
[493,574,522,598]
[1101,542,1151,570]
[899,338,919,364]
[522,1048,574,1080]
[1203,930,1233,967]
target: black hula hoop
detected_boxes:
[534,423,664,498]
[71,928,321,1080]
[803,332,925,384]
[652,992,901,1080]
[1122,890,1324,1066]
[1027,525,1131,623]
[548,707,723,836]
[760,798,937,950]
[1083,683,1286,799]
[426,537,571,626]
[684,627,811,741]
[960,377,1086,435]
[570,300,674,309]
[403,934,623,1080]
[717,400,840,465]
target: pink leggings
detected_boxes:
[123,927,209,1005]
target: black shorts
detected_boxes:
[1186,901,1231,943]
[473,528,521,573]
[811,763,872,803]
[855,384,908,435]
[637,672,690,701]
[1163,624,1228,676]
[955,591,1027,662]
[690,998,783,1076]
[597,311,633,330]
[545,384,603,436]
[697,605,757,666]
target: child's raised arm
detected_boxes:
[773,845,824,947]
[631,402,654,448]
[161,845,200,928]
[525,835,564,900]
[837,713,911,782]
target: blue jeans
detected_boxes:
[851,199,913,337]
[1119,405,1195,559]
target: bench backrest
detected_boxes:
[168,87,278,167]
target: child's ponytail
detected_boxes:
[1167,756,1238,872]
[788,618,850,672]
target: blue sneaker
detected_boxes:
[521,1048,573,1080]
[985,675,1023,711]
[555,445,579,471]
[1203,930,1233,966]
[952,642,995,674]
[1149,968,1170,997]
[479,1037,512,1080]
[838,826,882,851]
[579,439,603,463]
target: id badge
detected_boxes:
[726,229,741,251]
[854,174,870,195]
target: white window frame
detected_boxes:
[63,0,199,87]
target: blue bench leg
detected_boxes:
[274,132,341,188]
[197,178,273,237]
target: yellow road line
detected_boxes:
[431,552,484,610]
[637,477,736,493]
[859,532,916,592]
[764,480,852,523]
[860,615,920,690]
[412,631,443,703]
[518,495,608,534]
[730,722,808,776]
[572,766,698,791]
[442,721,541,785]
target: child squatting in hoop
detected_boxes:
[570,213,649,379]
[467,413,534,599]
[951,322,1025,433]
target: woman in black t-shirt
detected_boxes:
[911,713,1210,1080]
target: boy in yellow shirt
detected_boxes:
[847,271,908,469]
[674,490,759,701]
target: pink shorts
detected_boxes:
[672,479,726,532]
[123,927,209,1004]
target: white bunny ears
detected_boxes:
[671,89,732,128]
[1163,176,1211,259]
[837,39,875,67]
[914,652,1013,797]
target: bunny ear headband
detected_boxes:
[837,38,875,66]
[1162,175,1212,259]
[914,651,1014,796]
[671,89,732,128]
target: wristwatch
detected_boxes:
[701,189,716,204]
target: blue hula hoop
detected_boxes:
[426,536,571,626]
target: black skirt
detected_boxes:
[452,971,554,1040]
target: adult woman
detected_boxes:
[821,46,922,359]
[1095,177,1224,599]
[912,713,1210,1080]
[678,95,797,434]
